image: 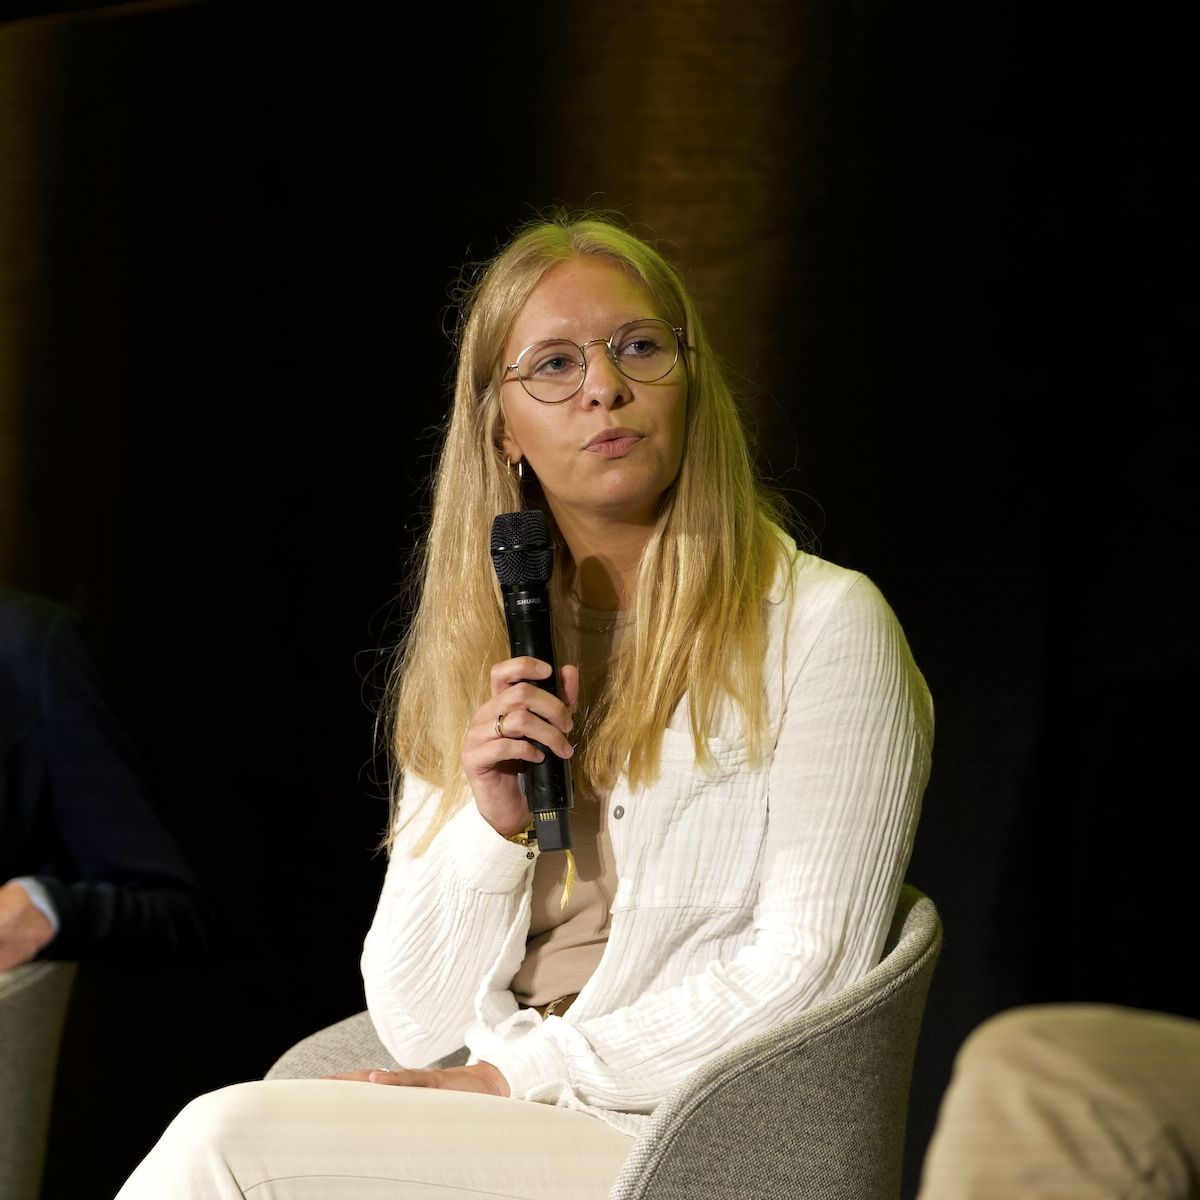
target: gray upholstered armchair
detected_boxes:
[267,884,941,1200]
[0,960,77,1200]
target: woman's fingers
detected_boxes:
[488,656,552,697]
[481,665,576,757]
[560,664,580,713]
[322,1068,433,1086]
[323,1064,508,1096]
[464,657,578,838]
[486,693,574,759]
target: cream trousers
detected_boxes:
[917,1004,1200,1200]
[113,1079,636,1200]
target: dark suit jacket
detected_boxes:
[1,587,214,964]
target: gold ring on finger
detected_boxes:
[494,712,507,739]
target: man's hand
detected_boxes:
[324,1061,510,1097]
[0,881,55,971]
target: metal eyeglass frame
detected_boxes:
[503,317,687,404]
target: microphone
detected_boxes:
[489,509,574,852]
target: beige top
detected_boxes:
[510,601,631,1009]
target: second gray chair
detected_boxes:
[0,960,77,1200]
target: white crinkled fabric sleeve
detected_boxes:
[360,777,538,1070]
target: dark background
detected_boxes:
[0,1,1193,1197]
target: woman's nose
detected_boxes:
[578,344,630,409]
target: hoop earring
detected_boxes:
[506,456,525,482]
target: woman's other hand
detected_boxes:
[324,1062,510,1097]
[461,657,578,838]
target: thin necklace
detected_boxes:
[570,593,631,638]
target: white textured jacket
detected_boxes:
[361,539,934,1134]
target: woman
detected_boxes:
[115,210,933,1198]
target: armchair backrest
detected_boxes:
[606,884,942,1200]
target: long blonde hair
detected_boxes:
[384,209,792,854]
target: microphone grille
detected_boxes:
[490,510,554,586]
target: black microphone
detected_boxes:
[489,510,574,852]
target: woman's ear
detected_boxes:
[492,395,518,461]
[497,423,523,467]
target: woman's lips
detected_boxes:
[585,431,643,457]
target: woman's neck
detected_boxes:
[553,511,652,611]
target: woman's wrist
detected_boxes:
[500,817,536,845]
[475,800,535,842]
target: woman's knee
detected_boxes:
[157,1081,276,1155]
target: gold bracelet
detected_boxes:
[506,820,536,848]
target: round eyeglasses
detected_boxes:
[504,317,686,404]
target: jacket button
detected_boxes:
[613,805,625,819]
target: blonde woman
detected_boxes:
[115,211,934,1199]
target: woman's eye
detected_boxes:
[624,329,671,360]
[615,322,671,360]
[528,346,578,377]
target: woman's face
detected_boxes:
[498,256,688,531]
